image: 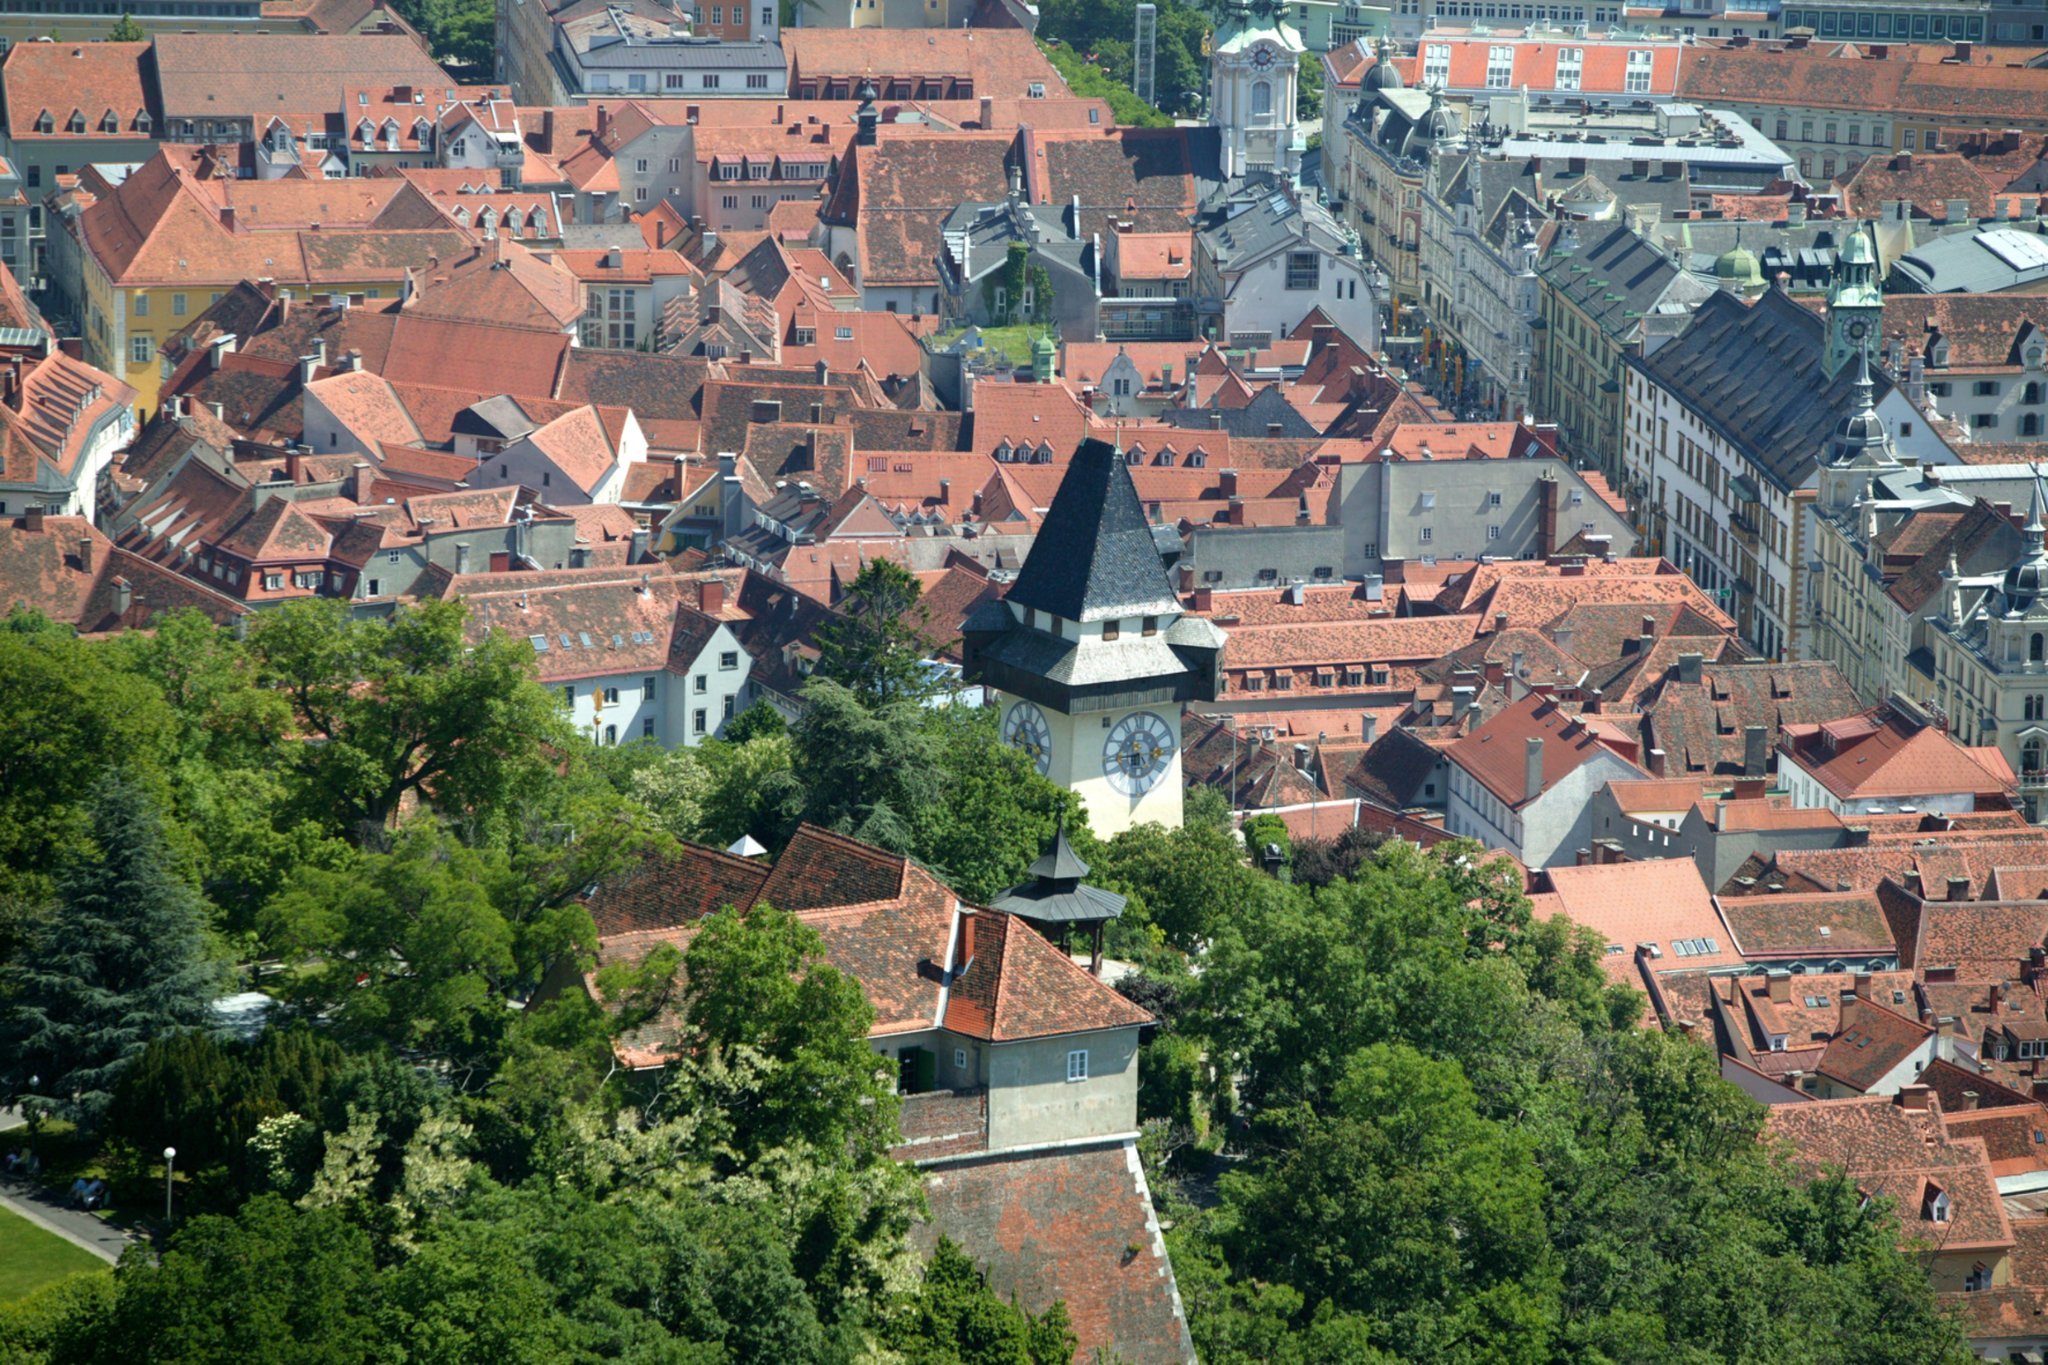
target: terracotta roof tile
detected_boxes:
[1770,1095,2013,1253]
[1540,858,1740,984]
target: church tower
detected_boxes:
[1209,0,1305,182]
[962,439,1226,836]
[1817,348,1900,515]
[1824,223,1884,379]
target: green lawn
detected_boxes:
[934,325,1041,369]
[0,1205,107,1302]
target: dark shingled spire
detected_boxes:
[1004,437,1180,623]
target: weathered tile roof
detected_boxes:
[1718,890,1897,961]
[912,1142,1195,1365]
[1639,659,1863,777]
[1780,708,2017,803]
[1,41,152,145]
[151,33,449,120]
[1814,1001,1935,1092]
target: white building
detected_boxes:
[1193,180,1379,353]
[1443,692,1649,867]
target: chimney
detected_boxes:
[979,94,994,128]
[1452,685,1474,720]
[1647,747,1668,777]
[701,579,726,614]
[1525,736,1545,803]
[219,205,236,231]
[1361,713,1377,744]
[1219,468,1239,498]
[1743,724,1767,777]
[77,535,93,572]
[1991,982,2006,1014]
[1961,1090,1982,1111]
[1948,875,1972,901]
[284,447,303,484]
[1852,971,1872,999]
[113,576,132,618]
[22,506,43,533]
[1676,652,1703,685]
[454,541,471,575]
[1768,971,1790,1003]
[630,526,650,563]
[1895,1084,1932,1111]
[955,906,977,971]
[1495,611,1510,634]
[815,359,830,386]
[350,461,373,504]
[1209,409,1224,429]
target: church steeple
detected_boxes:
[1824,222,1884,379]
[1208,0,1305,183]
[1820,348,1899,513]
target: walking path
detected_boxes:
[0,1108,133,1264]
[0,1181,132,1263]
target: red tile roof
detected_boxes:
[1780,708,2017,803]
[1771,1095,2013,1254]
[1448,693,1647,809]
[1540,858,1740,984]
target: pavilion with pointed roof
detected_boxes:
[990,818,1127,975]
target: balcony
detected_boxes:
[1730,507,1761,546]
[2022,767,2048,791]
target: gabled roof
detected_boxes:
[1539,858,1739,984]
[1780,707,2017,802]
[1004,437,1179,623]
[1446,693,1647,809]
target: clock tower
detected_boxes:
[1824,222,1884,380]
[963,439,1226,836]
[1209,0,1305,182]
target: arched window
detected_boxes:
[2032,632,2043,663]
[1252,80,1273,117]
[2025,381,2043,405]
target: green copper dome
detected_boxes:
[1714,245,1763,287]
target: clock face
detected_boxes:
[1102,711,1176,796]
[1847,319,1869,341]
[1252,43,1275,69]
[1003,701,1053,776]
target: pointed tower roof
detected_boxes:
[2002,470,2048,612]
[1830,348,1898,470]
[991,817,1127,925]
[1005,437,1181,622]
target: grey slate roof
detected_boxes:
[1005,437,1181,623]
[990,821,1126,924]
[1893,227,2048,295]
[575,36,785,69]
[1539,222,1715,343]
[1629,288,1899,493]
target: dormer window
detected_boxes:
[66,112,83,133]
[1931,339,1951,368]
[1102,619,1121,641]
[99,111,116,133]
[33,112,51,134]
[1925,1187,1951,1224]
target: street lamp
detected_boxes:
[163,1147,176,1225]
[24,1074,39,1165]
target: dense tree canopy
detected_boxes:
[0,604,1980,1364]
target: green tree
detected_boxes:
[96,1196,382,1364]
[1219,1045,1562,1362]
[815,559,937,707]
[1,773,226,1125]
[105,11,144,38]
[723,697,787,743]
[0,612,178,947]
[262,822,521,1058]
[677,902,897,1166]
[1094,812,1266,953]
[890,1238,1077,1365]
[246,599,567,841]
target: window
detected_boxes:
[1555,47,1582,90]
[1965,1264,1992,1293]
[1486,44,1514,88]
[1625,49,1653,93]
[747,73,769,89]
[563,685,577,703]
[1975,380,2001,397]
[172,293,187,316]
[1423,43,1450,87]
[1102,619,1121,641]
[710,4,721,19]
[643,677,657,701]
[642,716,656,738]
[694,708,708,734]
[1142,615,1159,637]
[723,695,735,719]
[1488,525,1501,540]
[1065,1049,1088,1082]
[129,334,153,366]
[719,650,739,668]
[604,686,620,705]
[702,74,720,89]
[762,5,772,21]
[133,294,148,317]
[1488,490,1502,507]
[603,724,618,745]
[695,674,708,693]
[1251,80,1272,118]
[953,1047,968,1070]
[1285,251,1319,290]
[1419,526,1433,542]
